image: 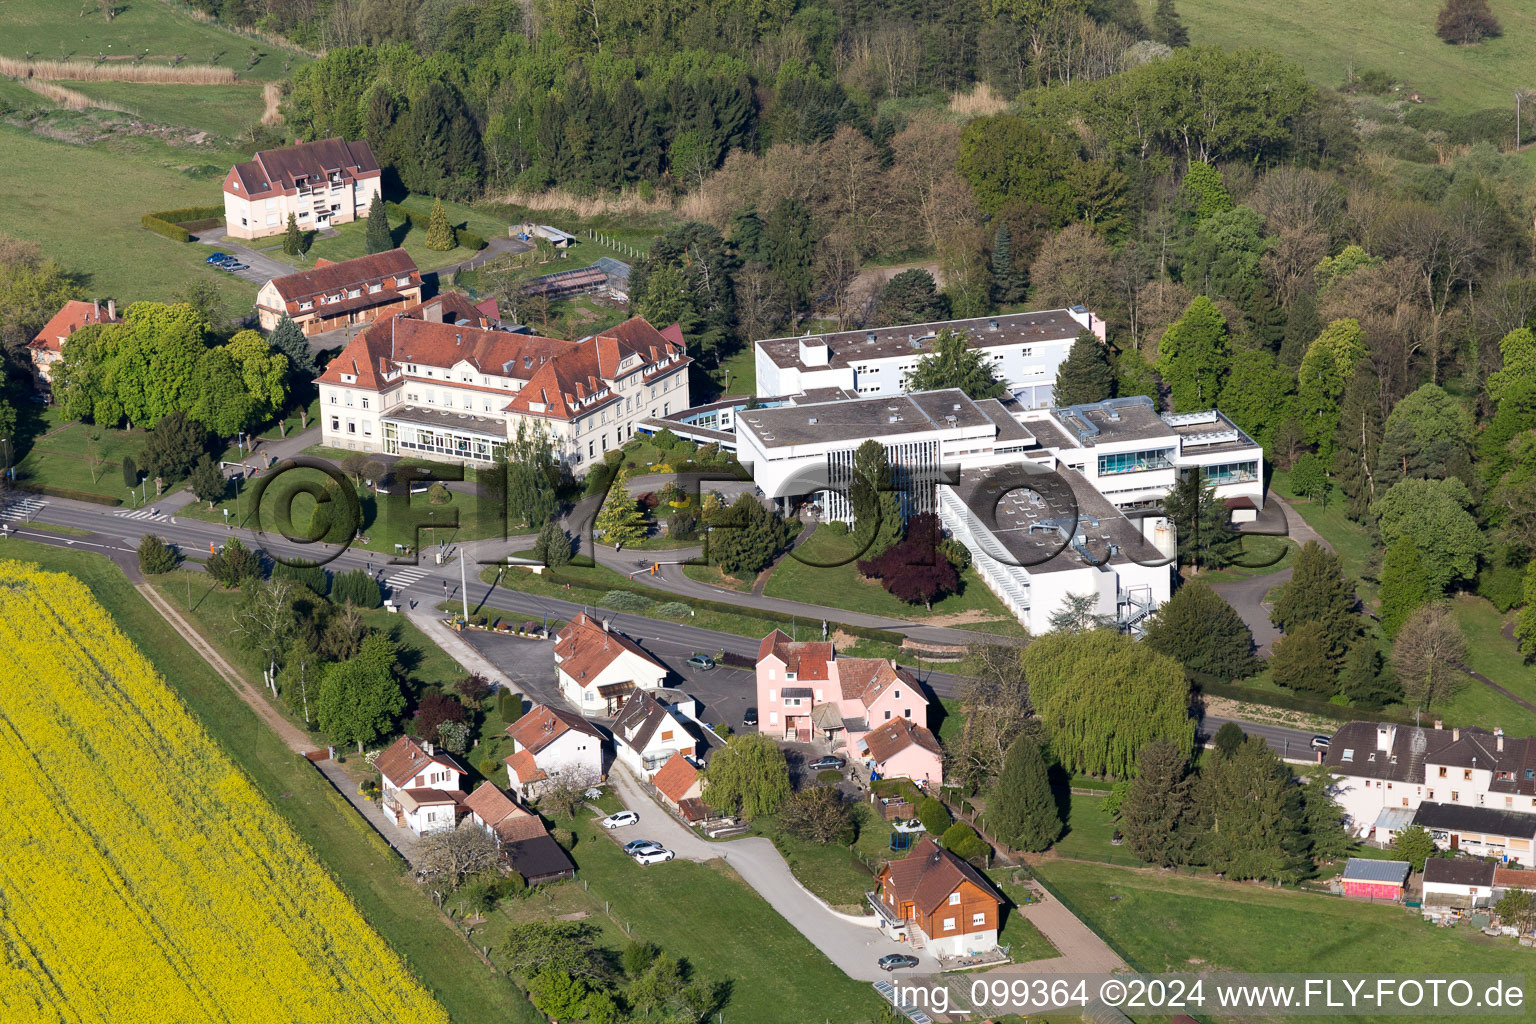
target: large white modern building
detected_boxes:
[732,391,1263,635]
[752,307,1105,408]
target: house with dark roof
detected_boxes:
[374,735,468,836]
[223,137,381,239]
[1322,722,1536,859]
[553,613,667,715]
[1412,802,1536,867]
[503,703,606,801]
[613,690,697,776]
[255,249,421,335]
[312,291,689,466]
[462,781,575,884]
[872,838,1003,958]
[1422,858,1497,909]
[29,299,118,385]
[1338,858,1410,900]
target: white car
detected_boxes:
[632,847,675,865]
[601,811,639,829]
[892,818,926,834]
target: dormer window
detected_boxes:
[340,374,356,384]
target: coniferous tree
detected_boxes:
[872,269,949,326]
[1271,621,1339,695]
[424,197,456,251]
[988,734,1061,852]
[1331,366,1382,520]
[1379,538,1433,637]
[1142,581,1260,682]
[595,472,647,549]
[1119,740,1195,866]
[1277,290,1320,369]
[1195,737,1310,883]
[903,330,1007,400]
[1337,637,1400,707]
[729,208,766,264]
[1269,541,1358,661]
[1163,471,1240,570]
[991,223,1025,304]
[712,492,788,577]
[189,455,225,509]
[1299,771,1356,863]
[364,192,391,254]
[533,519,571,569]
[1213,722,1245,758]
[764,197,815,310]
[1152,0,1189,46]
[1053,330,1114,407]
[282,212,302,256]
[268,313,316,377]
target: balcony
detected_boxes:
[866,891,903,927]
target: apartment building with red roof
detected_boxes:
[313,292,689,468]
[255,249,421,335]
[223,137,381,239]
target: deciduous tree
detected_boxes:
[1436,0,1501,43]
[1391,602,1467,710]
[702,733,791,818]
[1157,296,1229,412]
[1370,477,1485,592]
[778,786,854,844]
[317,634,406,751]
[1393,824,1436,872]
[1379,539,1433,637]
[1331,367,1383,519]
[1375,383,1474,488]
[1298,318,1367,461]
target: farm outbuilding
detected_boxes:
[1339,858,1410,901]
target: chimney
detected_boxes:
[602,618,610,633]
[1434,720,1443,730]
[424,740,434,756]
[107,299,116,320]
[1453,727,1460,741]
[1496,728,1504,752]
[93,299,100,319]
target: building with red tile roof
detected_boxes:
[374,735,468,836]
[255,249,421,335]
[502,703,606,800]
[313,292,688,467]
[651,753,702,810]
[29,299,119,384]
[223,137,381,239]
[554,613,668,715]
[873,838,1002,958]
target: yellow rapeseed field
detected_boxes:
[0,560,451,1024]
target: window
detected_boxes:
[660,730,673,741]
[362,397,370,410]
[369,282,382,294]
[1098,449,1175,475]
[299,211,309,220]
[948,892,961,905]
[894,689,901,699]
[1464,770,1473,781]
[345,392,354,406]
[942,918,955,932]
[298,301,313,311]
[884,710,891,721]
[972,912,985,926]
[346,420,356,434]
[904,708,912,718]
[330,417,340,431]
[1451,791,1460,802]
[348,288,361,298]
[768,690,776,701]
[363,422,372,437]
[1201,461,1260,486]
[329,394,338,405]
[240,217,248,226]
[1439,767,1448,778]
[768,712,779,725]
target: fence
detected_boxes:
[586,228,643,259]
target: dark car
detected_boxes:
[809,756,845,772]
[686,654,716,671]
[878,954,919,972]
[743,706,758,728]
[205,252,232,264]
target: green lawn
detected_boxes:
[2,540,539,1024]
[1161,0,1536,111]
[0,123,256,306]
[1034,859,1532,993]
[1271,471,1380,604]
[1195,535,1299,583]
[0,0,306,79]
[764,526,1016,622]
[717,346,756,397]
[257,195,509,273]
[1049,793,1148,870]
[987,876,1063,963]
[682,560,756,592]
[14,407,202,503]
[61,81,268,139]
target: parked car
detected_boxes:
[878,954,919,972]
[205,253,233,264]
[632,847,675,865]
[742,706,758,727]
[1311,735,1331,751]
[623,839,663,855]
[808,755,845,772]
[221,262,249,273]
[891,818,925,834]
[601,811,638,829]
[687,654,716,671]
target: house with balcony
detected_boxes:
[871,838,1004,958]
[255,249,421,335]
[553,613,669,715]
[612,689,698,776]
[374,735,467,836]
[223,137,381,239]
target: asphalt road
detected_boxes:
[4,493,1325,760]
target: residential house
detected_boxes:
[313,291,689,465]
[29,299,118,385]
[871,838,1004,958]
[1422,858,1497,910]
[1338,858,1410,900]
[755,631,929,754]
[651,752,706,822]
[553,613,669,715]
[612,689,697,776]
[753,307,1105,408]
[503,703,606,801]
[1323,722,1536,847]
[856,718,944,789]
[223,137,381,239]
[462,781,574,884]
[255,249,422,335]
[1412,802,1536,867]
[375,735,467,836]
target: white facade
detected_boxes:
[753,308,1103,407]
[377,738,466,837]
[557,648,669,714]
[506,727,604,801]
[613,692,699,777]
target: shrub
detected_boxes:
[137,534,179,575]
[478,758,499,778]
[940,822,990,862]
[147,204,226,224]
[1476,560,1525,612]
[455,229,487,250]
[917,796,952,835]
[331,568,383,608]
[272,561,330,596]
[551,828,575,850]
[655,601,693,618]
[455,672,494,705]
[598,590,652,612]
[427,482,452,505]
[206,538,262,587]
[140,214,191,243]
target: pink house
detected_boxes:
[856,719,944,788]
[754,631,931,770]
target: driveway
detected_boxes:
[196,235,295,287]
[604,765,942,981]
[1207,491,1333,656]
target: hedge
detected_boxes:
[1194,678,1412,726]
[141,215,191,243]
[149,204,226,224]
[16,484,122,506]
[455,230,487,251]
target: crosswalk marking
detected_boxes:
[113,509,169,522]
[0,497,47,521]
[383,567,431,590]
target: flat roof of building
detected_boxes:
[948,464,1165,575]
[738,389,998,448]
[756,309,1083,372]
[1166,409,1260,456]
[384,404,506,437]
[1049,397,1175,448]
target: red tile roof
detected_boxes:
[31,300,121,352]
[756,630,834,682]
[837,658,923,709]
[651,753,700,803]
[506,317,687,421]
[463,781,521,825]
[880,838,1000,915]
[375,735,464,788]
[554,613,665,689]
[506,702,602,756]
[263,248,418,305]
[505,749,546,784]
[227,137,380,199]
[861,718,942,764]
[1494,866,1536,889]
[676,797,713,823]
[495,812,549,843]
